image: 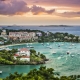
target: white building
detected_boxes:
[1,30,8,40]
[19,48,30,56]
[14,48,30,61]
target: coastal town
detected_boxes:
[0,29,80,46]
[0,29,41,45]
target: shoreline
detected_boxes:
[0,42,38,48]
[0,41,79,49]
[0,59,49,65]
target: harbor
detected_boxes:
[0,42,80,78]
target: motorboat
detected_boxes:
[29,46,34,48]
[26,46,29,48]
[47,43,49,45]
[49,47,52,49]
[52,51,56,54]
[72,44,75,46]
[71,55,74,57]
[58,45,60,47]
[41,43,43,45]
[6,48,12,51]
[68,46,72,49]
[67,51,70,54]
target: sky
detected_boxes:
[0,0,80,25]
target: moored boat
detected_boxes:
[52,51,56,54]
[0,71,2,74]
[67,51,70,54]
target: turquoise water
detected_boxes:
[0,42,80,78]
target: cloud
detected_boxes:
[0,0,55,15]
[0,0,80,17]
[0,0,30,15]
[57,11,80,17]
[31,0,80,7]
[31,5,55,15]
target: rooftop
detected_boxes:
[20,48,29,52]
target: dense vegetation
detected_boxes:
[0,49,18,64]
[0,49,47,65]
[4,29,41,35]
[30,49,48,64]
[2,66,80,80]
[38,32,80,43]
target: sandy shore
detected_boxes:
[0,43,27,48]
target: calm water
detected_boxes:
[2,26,80,36]
[0,42,80,78]
[0,26,80,78]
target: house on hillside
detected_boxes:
[14,48,30,61]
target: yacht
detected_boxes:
[29,46,34,48]
[71,55,74,57]
[49,46,52,49]
[0,71,2,74]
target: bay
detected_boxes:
[0,42,80,78]
[0,26,80,78]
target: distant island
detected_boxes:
[39,25,73,27]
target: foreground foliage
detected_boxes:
[2,66,80,80]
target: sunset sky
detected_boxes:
[0,0,80,25]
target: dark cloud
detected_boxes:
[0,0,6,1]
[0,0,30,15]
[31,5,55,15]
[0,0,55,15]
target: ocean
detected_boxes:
[2,26,80,36]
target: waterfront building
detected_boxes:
[14,48,30,61]
[36,32,42,36]
[0,30,8,40]
[9,32,38,41]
